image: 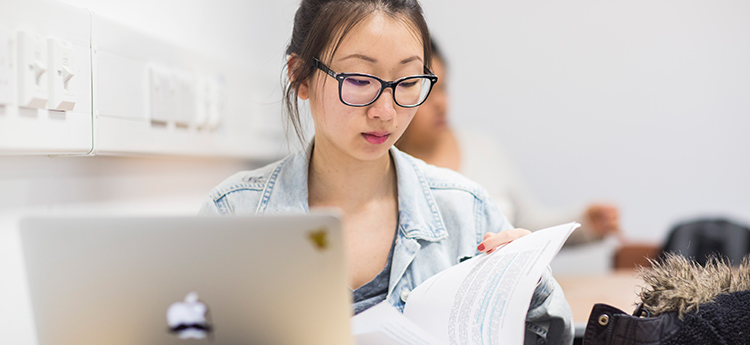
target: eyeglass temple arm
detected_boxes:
[313,58,338,79]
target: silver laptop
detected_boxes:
[19,214,353,345]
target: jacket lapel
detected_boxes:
[257,149,310,215]
[388,147,448,295]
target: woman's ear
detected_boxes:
[287,55,310,100]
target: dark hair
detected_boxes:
[429,37,446,68]
[283,0,432,148]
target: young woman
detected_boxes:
[201,0,573,343]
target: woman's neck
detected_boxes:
[307,143,397,212]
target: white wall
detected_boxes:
[423,0,750,241]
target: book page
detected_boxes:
[403,222,579,345]
[351,301,448,345]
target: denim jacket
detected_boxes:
[200,146,574,345]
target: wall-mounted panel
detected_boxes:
[91,14,286,160]
[0,0,93,155]
[2,0,287,160]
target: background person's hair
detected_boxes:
[429,37,446,68]
[282,0,433,148]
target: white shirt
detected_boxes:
[455,126,599,245]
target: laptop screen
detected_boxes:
[20,214,353,345]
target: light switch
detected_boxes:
[197,75,224,130]
[173,71,196,127]
[194,76,211,128]
[206,75,226,130]
[149,66,163,122]
[149,66,174,124]
[47,38,75,111]
[0,31,11,106]
[17,31,48,109]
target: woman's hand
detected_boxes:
[477,228,532,254]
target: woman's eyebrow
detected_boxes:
[339,54,377,63]
[400,56,423,65]
[337,54,423,65]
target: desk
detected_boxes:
[556,270,645,338]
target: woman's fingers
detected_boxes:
[477,228,532,253]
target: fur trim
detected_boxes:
[637,253,750,319]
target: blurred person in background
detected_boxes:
[396,39,620,246]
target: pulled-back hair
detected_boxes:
[283,0,432,147]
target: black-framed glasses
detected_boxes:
[312,58,438,108]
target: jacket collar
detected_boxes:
[263,143,448,242]
[260,144,311,214]
[391,146,448,242]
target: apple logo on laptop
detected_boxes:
[167,292,213,339]
[307,227,329,251]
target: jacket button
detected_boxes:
[598,314,610,326]
[400,289,411,302]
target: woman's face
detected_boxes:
[305,13,425,163]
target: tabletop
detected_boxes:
[556,269,645,337]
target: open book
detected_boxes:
[351,222,580,345]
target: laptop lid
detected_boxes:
[19,214,353,345]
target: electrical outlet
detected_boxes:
[0,30,11,106]
[17,31,48,109]
[47,37,75,111]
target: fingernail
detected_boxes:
[477,243,485,252]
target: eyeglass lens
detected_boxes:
[340,75,432,106]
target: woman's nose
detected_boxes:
[367,89,396,121]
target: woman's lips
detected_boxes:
[362,132,390,145]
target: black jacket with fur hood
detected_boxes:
[583,254,750,345]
